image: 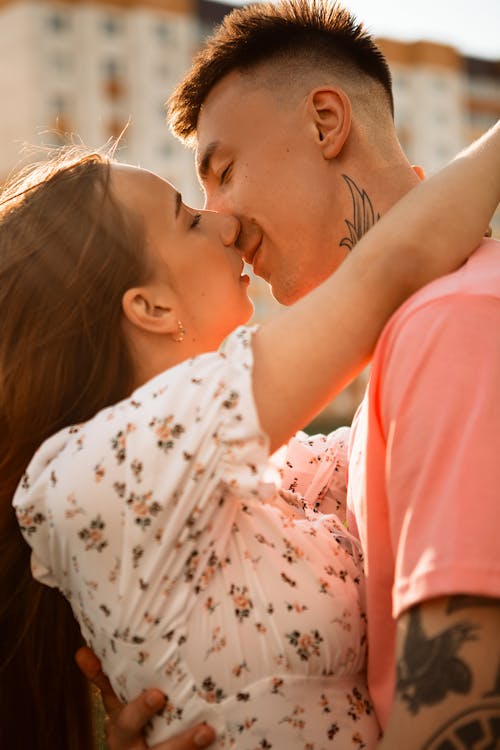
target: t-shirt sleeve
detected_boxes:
[380,295,500,617]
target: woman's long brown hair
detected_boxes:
[0,149,147,749]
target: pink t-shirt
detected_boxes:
[347,238,500,730]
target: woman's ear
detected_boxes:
[122,287,178,336]
[309,87,352,160]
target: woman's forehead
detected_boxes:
[110,164,175,213]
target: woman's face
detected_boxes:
[111,164,254,350]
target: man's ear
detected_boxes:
[309,87,352,160]
[122,287,178,336]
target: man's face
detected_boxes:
[196,72,349,305]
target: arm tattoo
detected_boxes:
[396,606,478,714]
[485,661,500,699]
[339,175,380,251]
[421,702,500,749]
[447,595,500,614]
[446,596,500,698]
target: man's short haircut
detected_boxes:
[168,0,394,143]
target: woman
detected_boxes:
[2,123,500,749]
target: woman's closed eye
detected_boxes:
[190,213,201,229]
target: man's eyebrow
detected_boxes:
[198,141,220,180]
[175,190,182,219]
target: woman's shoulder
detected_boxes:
[16,325,264,512]
[69,326,259,438]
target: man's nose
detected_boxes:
[204,191,232,214]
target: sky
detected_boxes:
[224,0,500,60]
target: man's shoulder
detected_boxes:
[389,238,500,326]
[370,239,500,377]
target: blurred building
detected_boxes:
[0,0,202,204]
[378,38,500,236]
[0,0,498,428]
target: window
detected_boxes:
[101,59,126,101]
[101,15,123,35]
[102,59,122,78]
[46,11,71,33]
[49,93,71,115]
[155,21,172,44]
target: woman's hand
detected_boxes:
[75,647,216,750]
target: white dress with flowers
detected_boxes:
[14,326,380,749]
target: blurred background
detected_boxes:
[0,0,498,431]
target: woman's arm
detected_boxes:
[252,122,500,451]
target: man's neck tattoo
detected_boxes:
[340,175,380,251]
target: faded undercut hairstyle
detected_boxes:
[168,0,394,144]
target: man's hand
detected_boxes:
[75,647,216,750]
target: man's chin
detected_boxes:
[271,283,305,307]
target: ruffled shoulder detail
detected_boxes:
[279,427,350,523]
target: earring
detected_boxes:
[171,320,186,343]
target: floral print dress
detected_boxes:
[14,327,380,749]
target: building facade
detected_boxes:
[0,0,499,426]
[0,0,201,203]
[379,37,500,235]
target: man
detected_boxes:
[79,1,500,747]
